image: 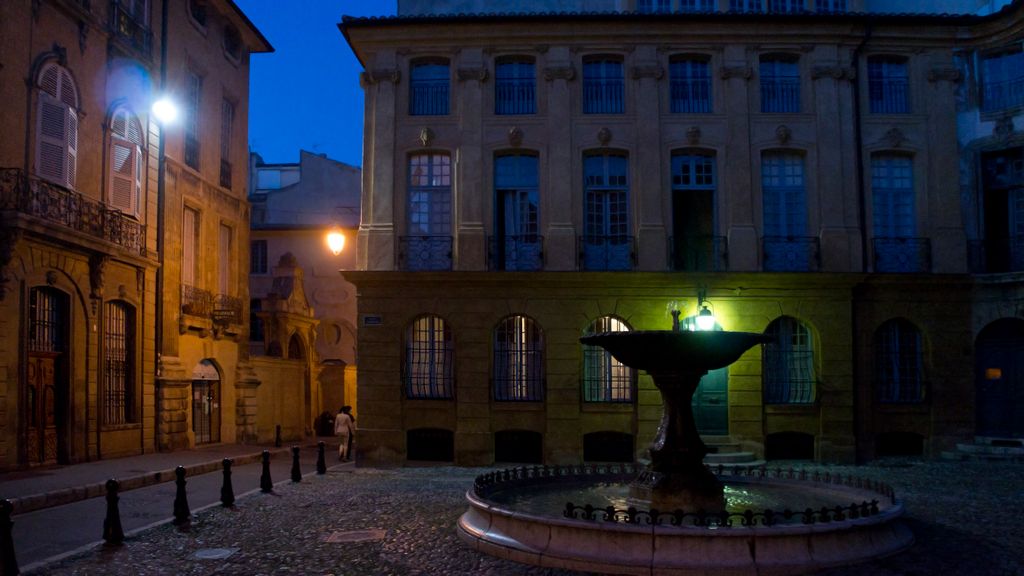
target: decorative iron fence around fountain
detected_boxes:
[472,463,896,529]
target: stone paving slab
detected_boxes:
[33,459,1024,575]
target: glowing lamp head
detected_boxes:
[696,305,716,331]
[326,229,345,256]
[152,97,178,124]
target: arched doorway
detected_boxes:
[975,318,1024,438]
[192,360,221,444]
[25,287,71,465]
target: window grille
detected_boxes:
[760,57,800,113]
[104,302,134,424]
[410,60,449,116]
[868,57,909,114]
[763,317,815,404]
[494,315,544,401]
[29,288,65,353]
[875,319,925,403]
[583,317,634,402]
[495,58,536,115]
[669,58,712,113]
[405,315,454,399]
[583,58,624,114]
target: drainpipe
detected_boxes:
[152,0,170,453]
[852,21,873,273]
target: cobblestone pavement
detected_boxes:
[38,459,1024,575]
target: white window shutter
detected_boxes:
[110,139,135,213]
[37,93,67,184]
[66,106,78,188]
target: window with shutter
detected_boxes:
[35,63,79,188]
[107,105,144,216]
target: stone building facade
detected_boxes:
[0,0,270,469]
[341,0,1024,466]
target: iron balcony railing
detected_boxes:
[0,168,145,255]
[982,76,1024,113]
[872,237,931,273]
[760,78,800,113]
[869,79,909,114]
[579,235,635,271]
[109,1,152,57]
[398,235,453,271]
[213,293,243,324]
[495,79,536,115]
[488,235,544,271]
[968,237,1024,273]
[410,80,449,116]
[582,79,624,114]
[669,235,728,271]
[670,78,712,113]
[181,285,214,317]
[762,236,820,272]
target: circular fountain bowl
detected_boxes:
[457,465,913,576]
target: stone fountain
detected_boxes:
[458,313,913,575]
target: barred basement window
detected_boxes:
[494,315,544,401]
[104,301,135,424]
[582,316,634,402]
[405,315,454,399]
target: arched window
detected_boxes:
[874,319,925,403]
[582,316,634,402]
[763,316,815,404]
[410,59,449,116]
[108,105,144,216]
[36,62,79,188]
[405,315,454,399]
[494,315,544,401]
[288,333,305,360]
[104,301,136,424]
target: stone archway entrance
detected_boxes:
[976,318,1024,438]
[192,360,221,445]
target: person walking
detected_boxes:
[334,406,355,461]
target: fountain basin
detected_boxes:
[579,330,770,374]
[458,465,913,575]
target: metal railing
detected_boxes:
[582,79,624,114]
[760,78,800,113]
[869,79,909,114]
[181,285,214,317]
[398,235,453,271]
[488,235,543,271]
[968,237,1024,273]
[872,237,931,273]
[410,81,449,116]
[670,78,712,113]
[669,235,727,271]
[495,79,536,115]
[109,1,152,56]
[213,293,242,325]
[762,236,820,272]
[982,76,1024,113]
[0,168,145,255]
[579,235,635,271]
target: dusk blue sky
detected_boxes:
[235,1,398,168]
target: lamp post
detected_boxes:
[326,227,345,256]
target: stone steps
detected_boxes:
[702,436,762,466]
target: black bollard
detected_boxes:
[291,446,302,482]
[316,441,327,475]
[172,466,190,526]
[260,450,273,492]
[0,499,19,576]
[102,479,125,546]
[274,425,282,448]
[220,459,235,507]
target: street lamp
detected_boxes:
[152,97,178,125]
[695,287,716,331]
[326,227,345,256]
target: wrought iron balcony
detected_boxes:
[181,285,214,317]
[582,79,624,114]
[398,235,453,271]
[0,168,145,256]
[495,79,536,115]
[669,235,727,271]
[670,79,712,113]
[968,237,1024,273]
[982,76,1024,113]
[213,293,243,325]
[762,236,820,272]
[109,1,152,57]
[760,78,800,113]
[410,81,449,116]
[579,235,635,271]
[488,235,543,271]
[872,237,931,273]
[869,79,909,114]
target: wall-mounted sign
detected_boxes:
[362,315,382,326]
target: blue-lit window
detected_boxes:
[981,48,1024,112]
[763,316,815,404]
[494,315,544,401]
[868,57,909,114]
[730,0,762,11]
[874,319,925,404]
[680,0,716,10]
[767,0,802,12]
[637,0,670,12]
[583,316,634,402]
[494,153,541,271]
[582,153,631,270]
[762,152,811,271]
[405,315,454,399]
[872,154,914,238]
[495,57,536,115]
[405,153,452,270]
[670,57,712,113]
[815,0,846,11]
[760,56,800,113]
[583,58,624,114]
[410,59,449,116]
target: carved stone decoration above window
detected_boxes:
[994,117,1015,141]
[89,254,108,300]
[508,126,524,147]
[631,64,664,80]
[885,127,907,148]
[46,270,58,286]
[457,67,488,82]
[927,67,961,83]
[811,65,853,80]
[686,126,702,145]
[419,127,435,147]
[543,65,576,82]
[775,125,792,145]
[719,65,752,80]
[597,127,613,147]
